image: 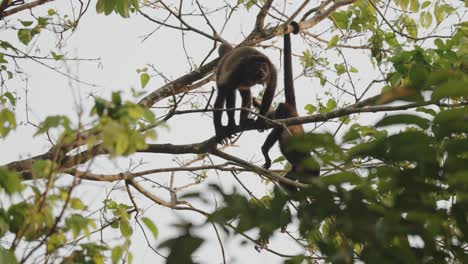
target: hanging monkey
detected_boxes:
[260,22,320,192]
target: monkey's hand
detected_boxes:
[262,159,271,170]
[254,118,268,132]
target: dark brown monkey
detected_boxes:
[214,42,277,143]
[260,22,320,192]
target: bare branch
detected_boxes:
[2,0,54,18]
[254,0,274,32]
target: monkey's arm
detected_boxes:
[261,128,282,169]
[258,64,277,118]
[213,87,227,135]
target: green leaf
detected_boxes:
[434,38,445,50]
[385,131,435,163]
[326,99,337,110]
[140,73,150,88]
[349,66,359,73]
[111,246,124,264]
[47,9,56,16]
[321,172,362,185]
[409,0,419,12]
[406,17,418,38]
[111,91,122,105]
[397,0,410,10]
[375,114,430,129]
[0,54,7,64]
[105,0,117,15]
[432,79,468,100]
[384,32,399,47]
[330,11,349,29]
[0,109,16,137]
[96,0,106,13]
[409,63,429,88]
[131,0,139,9]
[17,29,33,45]
[421,1,431,9]
[0,168,24,194]
[0,249,18,264]
[31,160,54,179]
[415,107,436,116]
[51,51,64,60]
[35,115,66,135]
[47,233,66,252]
[159,234,204,264]
[141,217,159,239]
[327,35,339,49]
[334,64,346,75]
[120,219,133,238]
[127,252,134,264]
[2,92,16,106]
[433,108,468,138]
[420,11,433,28]
[115,0,130,17]
[70,198,86,210]
[304,104,317,114]
[20,20,33,27]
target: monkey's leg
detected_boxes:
[257,68,277,130]
[261,127,282,169]
[226,89,237,130]
[239,87,255,128]
[213,87,227,138]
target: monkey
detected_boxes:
[213,41,277,144]
[259,22,320,192]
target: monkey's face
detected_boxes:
[244,61,269,85]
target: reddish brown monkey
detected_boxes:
[260,22,320,192]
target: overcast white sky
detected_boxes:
[0,0,438,263]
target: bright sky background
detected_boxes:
[0,0,422,263]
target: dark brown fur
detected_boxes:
[260,24,320,192]
[214,43,277,143]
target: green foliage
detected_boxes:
[62,243,108,264]
[327,35,339,49]
[96,0,139,17]
[208,105,468,263]
[159,229,204,264]
[91,92,156,155]
[0,249,18,264]
[375,114,430,129]
[0,108,16,138]
[0,168,24,194]
[141,217,159,239]
[239,0,258,10]
[318,98,337,114]
[140,73,150,88]
[16,16,49,45]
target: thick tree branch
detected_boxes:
[254,0,274,32]
[138,0,358,108]
[4,98,466,181]
[66,163,237,182]
[2,0,54,18]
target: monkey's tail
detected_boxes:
[218,42,233,57]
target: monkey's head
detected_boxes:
[242,58,270,85]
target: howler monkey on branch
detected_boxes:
[213,41,277,143]
[260,22,320,192]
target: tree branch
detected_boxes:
[2,0,54,18]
